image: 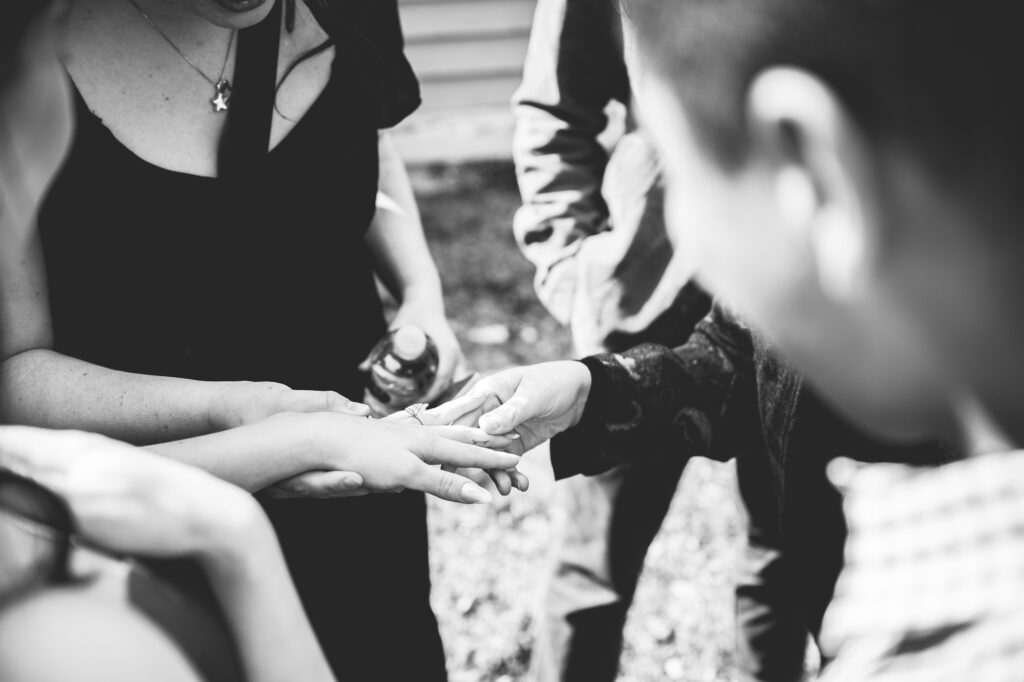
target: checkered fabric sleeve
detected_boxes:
[819,451,1024,682]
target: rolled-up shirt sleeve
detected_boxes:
[512,0,630,324]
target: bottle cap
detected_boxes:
[393,325,428,361]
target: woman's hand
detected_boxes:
[269,399,529,499]
[208,381,371,431]
[361,294,466,415]
[266,413,519,504]
[393,399,529,496]
[0,426,271,564]
[389,295,465,405]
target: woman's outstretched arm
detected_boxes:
[0,231,367,444]
[148,411,518,503]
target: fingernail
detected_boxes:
[342,475,361,489]
[461,483,492,504]
[503,432,520,440]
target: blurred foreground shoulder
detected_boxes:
[0,584,203,682]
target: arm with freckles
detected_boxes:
[148,411,520,504]
[0,230,371,447]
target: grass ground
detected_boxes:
[412,161,745,682]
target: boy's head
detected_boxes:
[630,0,1024,444]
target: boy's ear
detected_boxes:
[746,67,882,302]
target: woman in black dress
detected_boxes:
[0,0,495,677]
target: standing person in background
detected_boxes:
[512,1,806,678]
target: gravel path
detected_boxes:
[413,162,746,681]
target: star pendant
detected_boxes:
[210,79,232,113]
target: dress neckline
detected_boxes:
[68,67,334,182]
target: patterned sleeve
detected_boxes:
[550,304,756,478]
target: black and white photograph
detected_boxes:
[0,1,1020,680]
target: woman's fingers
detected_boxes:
[265,471,365,499]
[509,469,530,492]
[421,393,489,426]
[424,353,458,404]
[278,389,371,418]
[417,430,520,470]
[455,467,498,494]
[409,465,492,504]
[425,424,521,453]
[488,468,513,496]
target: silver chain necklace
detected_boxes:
[126,0,237,113]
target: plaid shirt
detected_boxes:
[819,451,1024,681]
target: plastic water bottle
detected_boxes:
[366,325,439,413]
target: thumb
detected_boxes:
[321,391,372,417]
[422,393,488,427]
[478,394,533,435]
[414,466,493,504]
[264,470,364,499]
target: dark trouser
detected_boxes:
[734,427,809,682]
[735,544,808,682]
[530,453,807,682]
[529,454,688,682]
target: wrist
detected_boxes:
[398,281,445,312]
[295,411,362,471]
[205,381,246,433]
[196,492,275,578]
[570,361,593,428]
[254,411,329,479]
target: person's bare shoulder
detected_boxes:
[0,583,202,682]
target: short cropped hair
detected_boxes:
[629,0,1024,204]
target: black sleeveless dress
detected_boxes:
[38,2,447,679]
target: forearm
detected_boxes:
[147,413,317,492]
[201,518,335,682]
[0,349,225,444]
[366,134,442,307]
